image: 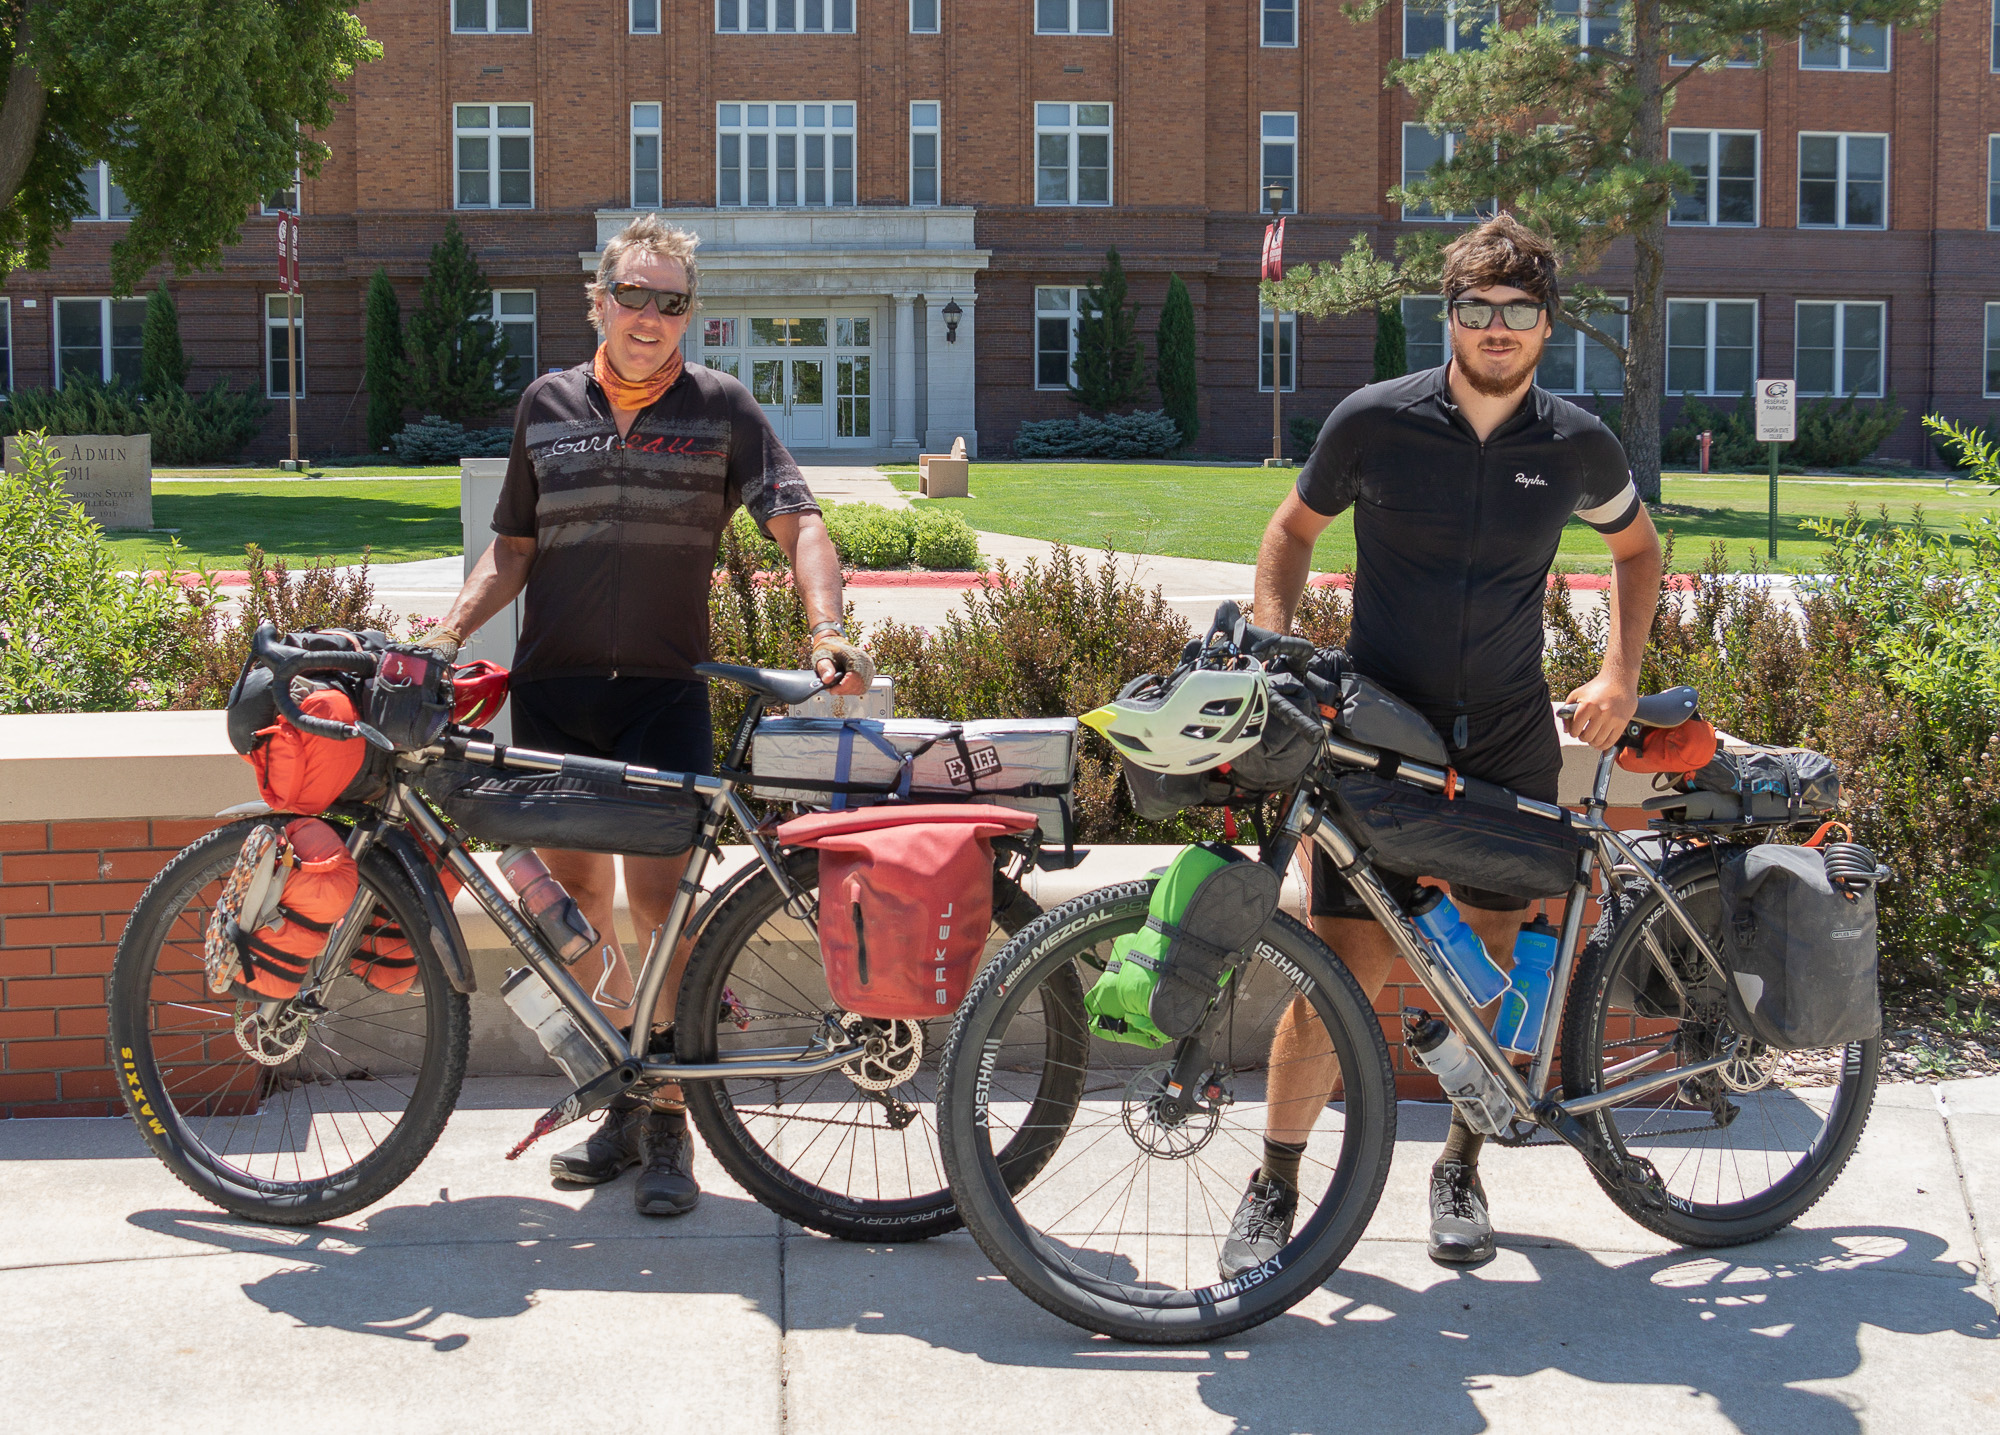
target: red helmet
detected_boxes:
[450,660,510,728]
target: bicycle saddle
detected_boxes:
[1630,686,1700,728]
[694,662,826,706]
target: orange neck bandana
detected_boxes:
[593,342,683,411]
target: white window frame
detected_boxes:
[1260,307,1296,393]
[1262,0,1297,46]
[1035,287,1090,390]
[716,103,857,208]
[1797,132,1887,230]
[1404,0,1496,56]
[717,0,856,33]
[1800,15,1890,71]
[1261,113,1297,214]
[1400,124,1492,222]
[1986,303,2000,398]
[0,300,14,393]
[1794,300,1885,398]
[73,161,131,222]
[1552,0,1622,52]
[1538,301,1628,395]
[910,0,939,33]
[487,290,538,392]
[54,297,146,388]
[1993,0,1999,72]
[453,0,530,34]
[265,294,306,399]
[261,164,302,216]
[1402,297,1449,371]
[632,103,662,208]
[1035,103,1112,207]
[1665,297,1759,397]
[1035,0,1111,35]
[910,101,940,206]
[1667,129,1760,227]
[630,0,660,33]
[455,104,535,210]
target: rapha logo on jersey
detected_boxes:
[1514,472,1547,489]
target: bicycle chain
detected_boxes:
[1490,1031,1729,1146]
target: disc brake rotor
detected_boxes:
[838,1014,925,1092]
[234,1001,311,1066]
[1120,1061,1222,1160]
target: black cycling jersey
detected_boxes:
[1296,364,1640,712]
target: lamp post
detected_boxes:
[1263,182,1289,466]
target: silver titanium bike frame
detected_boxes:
[1290,732,1742,1129]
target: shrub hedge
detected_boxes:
[1014,410,1182,459]
[391,415,512,463]
[721,502,982,571]
[1,374,268,465]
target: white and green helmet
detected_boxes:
[1080,666,1272,775]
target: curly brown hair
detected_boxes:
[1439,213,1560,313]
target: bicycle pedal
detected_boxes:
[1617,1153,1670,1211]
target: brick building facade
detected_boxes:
[3,0,1996,462]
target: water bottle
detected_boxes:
[1404,1010,1513,1135]
[499,845,598,964]
[500,966,614,1087]
[1409,887,1509,1007]
[1493,915,1560,1056]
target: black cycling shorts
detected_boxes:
[1311,683,1564,916]
[509,675,715,778]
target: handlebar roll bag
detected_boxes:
[1113,672,1321,822]
[416,758,700,857]
[1331,772,1582,903]
[246,688,387,816]
[777,805,1039,1020]
[203,818,360,1001]
[1717,845,1881,1051]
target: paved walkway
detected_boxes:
[1,1076,1993,1432]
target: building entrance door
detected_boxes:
[751,356,825,447]
[705,313,872,449]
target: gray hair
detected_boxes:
[587,213,701,333]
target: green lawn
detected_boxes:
[106,479,464,570]
[154,465,463,480]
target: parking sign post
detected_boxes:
[276,213,301,465]
[1755,379,1796,561]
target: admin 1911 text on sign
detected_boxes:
[4,434,153,529]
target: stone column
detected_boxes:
[892,291,919,450]
[923,291,978,457]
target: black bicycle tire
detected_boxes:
[109,820,470,1226]
[1559,855,1879,1247]
[938,881,1398,1344]
[677,849,1079,1241]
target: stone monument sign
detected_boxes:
[4,433,154,529]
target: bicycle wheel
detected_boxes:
[676,849,1077,1241]
[1560,852,1879,1246]
[108,820,470,1225]
[937,881,1397,1343]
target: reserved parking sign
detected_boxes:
[1756,379,1796,443]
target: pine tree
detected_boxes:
[1068,247,1147,415]
[364,268,405,451]
[401,220,517,424]
[1372,303,1407,383]
[139,283,187,397]
[1155,273,1199,448]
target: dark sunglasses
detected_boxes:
[610,283,693,317]
[1449,298,1547,331]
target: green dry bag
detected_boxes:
[1084,843,1282,1047]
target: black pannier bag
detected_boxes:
[1116,672,1322,822]
[1331,771,1582,902]
[1690,747,1840,822]
[1717,844,1881,1050]
[418,758,701,857]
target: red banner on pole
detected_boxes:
[1260,216,1285,283]
[275,212,300,293]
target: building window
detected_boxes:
[1401,124,1492,221]
[717,104,855,207]
[1666,298,1756,396]
[1402,297,1448,371]
[631,0,660,33]
[1669,31,1760,65]
[1036,103,1112,206]
[265,295,306,398]
[1668,130,1758,226]
[911,102,940,205]
[455,105,533,209]
[703,317,741,378]
[1801,16,1888,70]
[1799,133,1885,229]
[1404,0,1494,55]
[1552,0,1622,52]
[1987,304,2000,396]
[1036,0,1110,35]
[836,321,871,439]
[1990,136,1999,228]
[1260,309,1296,392]
[1795,301,1883,397]
[0,301,13,393]
[262,166,301,216]
[1264,0,1296,46]
[453,0,529,33]
[1538,302,1627,394]
[717,0,854,32]
[911,0,939,32]
[1261,113,1297,213]
[489,290,537,391]
[1993,0,1999,70]
[55,297,144,388]
[73,161,132,221]
[1036,287,1087,389]
[632,104,662,208]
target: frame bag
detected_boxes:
[1332,771,1582,902]
[417,758,701,857]
[1717,844,1881,1051]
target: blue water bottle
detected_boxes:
[1409,887,1509,1006]
[1493,914,1560,1054]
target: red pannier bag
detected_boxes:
[204,818,360,1000]
[348,835,463,995]
[247,687,369,816]
[777,804,1039,1019]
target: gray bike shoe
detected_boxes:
[635,1110,701,1218]
[1427,1160,1495,1267]
[548,1104,641,1186]
[1217,1170,1298,1281]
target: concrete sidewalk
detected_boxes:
[2,1075,1994,1433]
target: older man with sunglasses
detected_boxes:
[426,213,870,1217]
[1220,213,1663,1276]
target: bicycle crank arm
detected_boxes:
[505,1061,643,1161]
[638,1042,866,1083]
[1532,1100,1672,1214]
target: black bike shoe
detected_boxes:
[1427,1160,1495,1267]
[634,1110,701,1218]
[1217,1170,1298,1281]
[548,1104,641,1186]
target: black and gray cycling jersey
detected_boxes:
[1295,364,1640,713]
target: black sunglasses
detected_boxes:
[1449,298,1547,331]
[610,283,694,317]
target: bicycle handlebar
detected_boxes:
[1208,600,1314,676]
[251,623,377,744]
